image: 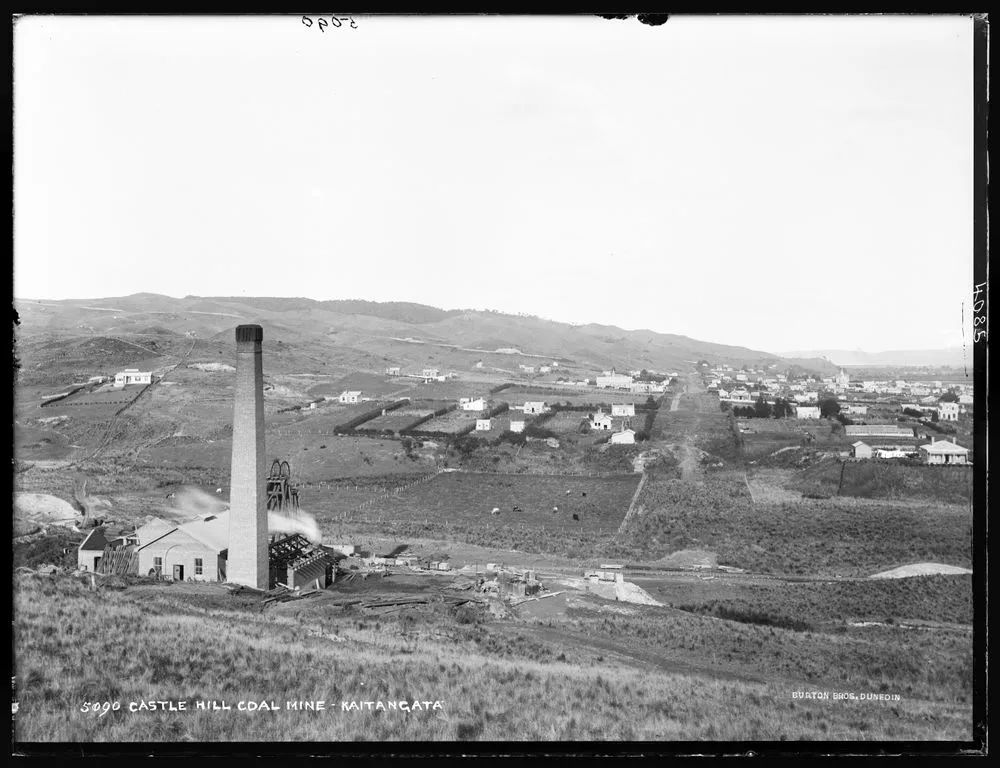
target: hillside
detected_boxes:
[14,294,837,380]
[783,347,965,368]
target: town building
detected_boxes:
[338,390,362,404]
[918,438,969,465]
[523,401,548,415]
[421,368,440,379]
[509,419,526,433]
[596,371,633,389]
[476,419,492,431]
[611,403,636,417]
[938,402,960,421]
[459,397,486,411]
[385,366,401,376]
[796,406,821,419]
[844,425,915,438]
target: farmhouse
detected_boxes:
[610,428,636,445]
[959,394,974,405]
[459,397,486,412]
[509,419,526,433]
[611,403,636,417]
[795,406,821,420]
[113,369,152,387]
[937,402,959,421]
[591,410,614,431]
[843,405,868,416]
[919,438,969,465]
[850,441,873,459]
[338,390,363,404]
[385,366,401,376]
[523,401,548,415]
[519,365,536,374]
[874,447,913,459]
[476,419,493,431]
[539,366,551,374]
[729,389,753,403]
[421,368,440,379]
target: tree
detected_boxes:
[772,398,792,419]
[819,397,841,419]
[939,391,959,403]
[753,394,773,419]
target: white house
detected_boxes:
[591,411,614,431]
[717,388,730,399]
[843,405,868,416]
[421,368,440,379]
[611,403,636,417]
[475,419,493,432]
[959,394,974,405]
[523,401,548,415]
[796,406,821,419]
[938,402,960,421]
[918,438,969,465]
[519,365,535,374]
[509,419,526,433]
[338,390,362,404]
[730,389,753,403]
[385,366,401,376]
[113,369,152,387]
[539,366,551,374]
[630,382,653,394]
[459,397,486,412]
[610,429,636,445]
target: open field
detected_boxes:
[789,458,973,505]
[410,409,480,435]
[500,387,654,407]
[615,473,972,577]
[333,472,641,533]
[360,407,438,433]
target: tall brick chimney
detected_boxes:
[227,324,268,588]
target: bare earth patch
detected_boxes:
[870,563,973,579]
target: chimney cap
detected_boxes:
[235,324,263,343]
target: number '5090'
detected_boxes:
[302,16,357,30]
[80,701,120,716]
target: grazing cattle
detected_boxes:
[215,488,223,494]
[165,492,175,500]
[491,507,500,516]
[512,505,522,513]
[565,490,571,495]
[552,506,558,513]
[582,492,587,497]
[572,513,580,521]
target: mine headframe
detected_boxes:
[266,458,300,514]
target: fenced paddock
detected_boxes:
[331,471,641,532]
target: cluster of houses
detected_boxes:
[708,364,970,423]
[589,404,637,444]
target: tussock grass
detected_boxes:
[13,573,971,742]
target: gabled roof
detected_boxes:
[919,441,968,454]
[851,441,869,448]
[79,527,111,552]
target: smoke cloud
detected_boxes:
[171,486,321,543]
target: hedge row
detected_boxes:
[333,399,409,434]
[399,404,459,436]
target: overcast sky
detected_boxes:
[14,14,976,355]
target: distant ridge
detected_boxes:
[15,294,840,374]
[784,348,966,367]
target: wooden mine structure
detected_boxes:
[266,459,300,515]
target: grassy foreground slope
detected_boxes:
[13,573,970,742]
